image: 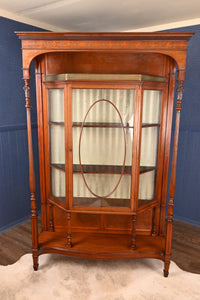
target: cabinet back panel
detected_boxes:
[45,52,167,77]
[136,209,153,231]
[53,205,152,233]
[54,206,100,229]
[72,213,100,229]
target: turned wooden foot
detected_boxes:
[163,269,169,277]
[33,263,39,271]
[164,260,170,277]
[33,253,39,271]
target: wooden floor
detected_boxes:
[0,219,200,274]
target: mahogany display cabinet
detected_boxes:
[16,32,193,276]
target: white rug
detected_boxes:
[0,254,200,300]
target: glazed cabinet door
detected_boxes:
[69,85,137,211]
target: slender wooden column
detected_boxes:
[67,213,73,247]
[23,70,39,271]
[131,214,136,250]
[164,75,184,277]
[35,62,47,232]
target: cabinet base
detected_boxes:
[38,231,165,260]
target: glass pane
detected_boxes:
[140,127,159,167]
[73,127,133,167]
[50,125,65,164]
[73,174,131,207]
[72,89,135,126]
[139,90,162,207]
[142,90,161,124]
[51,168,65,204]
[48,88,65,205]
[138,170,156,207]
[49,89,64,123]
[72,88,135,208]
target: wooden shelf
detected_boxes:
[50,164,156,175]
[142,123,160,128]
[73,197,130,208]
[50,196,154,210]
[50,196,66,205]
[49,121,64,126]
[73,164,132,174]
[38,231,165,260]
[48,122,160,129]
[72,122,132,128]
[140,166,156,174]
[73,164,156,174]
[138,199,153,207]
[72,122,160,128]
[50,164,65,172]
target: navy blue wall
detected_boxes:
[0,17,44,232]
[0,17,199,231]
[166,25,200,226]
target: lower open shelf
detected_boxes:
[38,231,166,260]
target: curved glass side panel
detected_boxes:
[51,168,65,204]
[48,89,65,204]
[139,90,162,207]
[50,125,65,165]
[142,90,161,124]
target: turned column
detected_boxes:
[23,69,39,271]
[164,72,184,277]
